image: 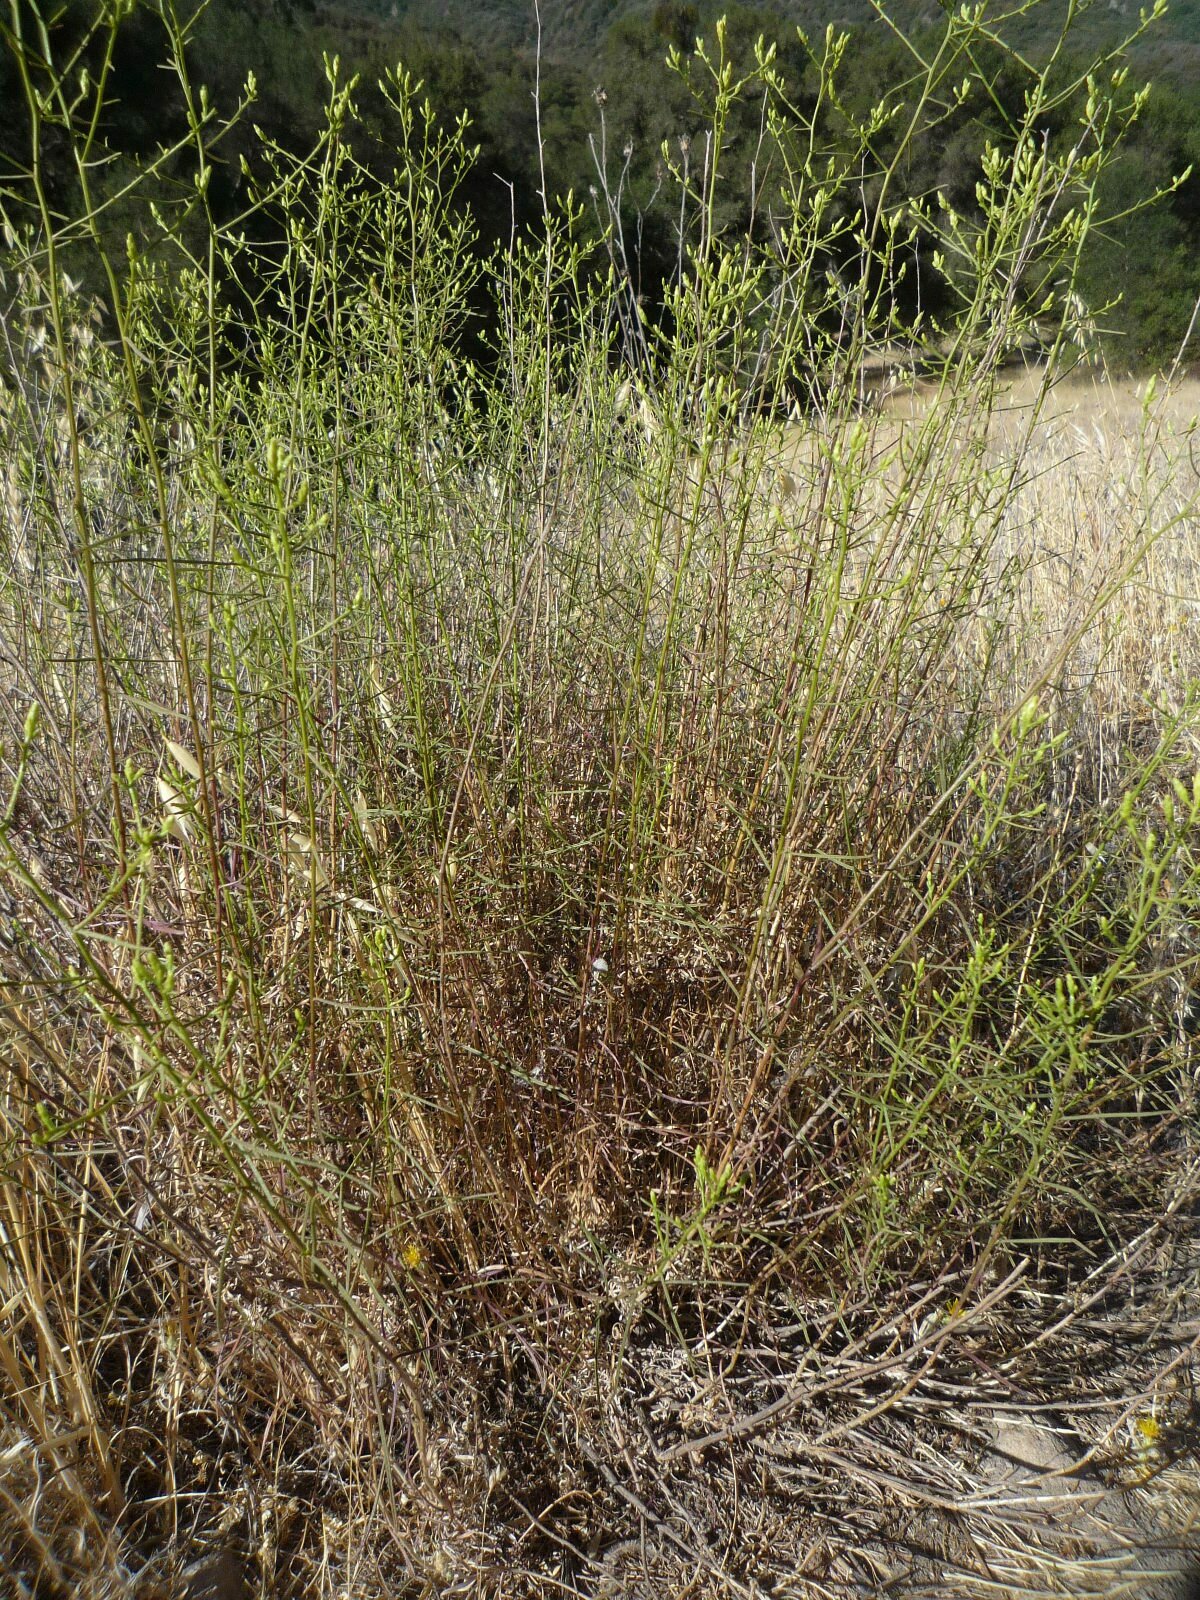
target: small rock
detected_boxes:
[183,1548,247,1600]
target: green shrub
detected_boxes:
[1,2,1197,1592]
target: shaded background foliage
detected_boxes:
[1,0,1198,364]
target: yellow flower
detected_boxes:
[402,1243,424,1270]
[1135,1414,1161,1445]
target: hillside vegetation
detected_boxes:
[342,0,1200,79]
[2,0,1199,365]
[2,1,1200,1595]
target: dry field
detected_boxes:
[774,362,1200,750]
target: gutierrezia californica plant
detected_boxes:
[1,0,1199,1592]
